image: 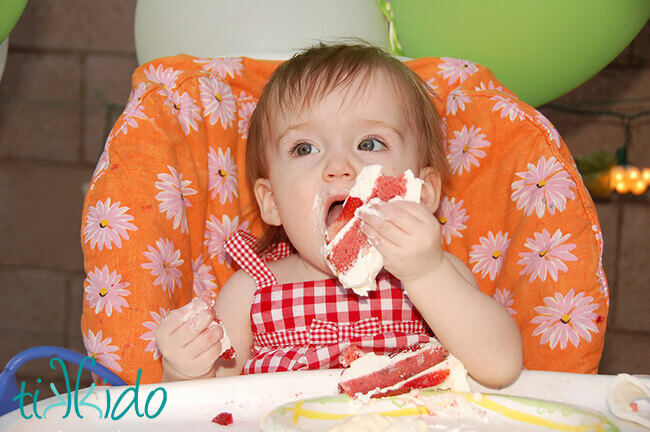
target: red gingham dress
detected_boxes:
[223,229,435,374]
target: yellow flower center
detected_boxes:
[536,179,547,188]
[218,169,228,178]
[560,314,571,324]
[539,250,548,257]
[99,288,108,297]
[99,218,110,228]
[439,216,447,224]
[215,93,223,102]
[492,250,501,259]
[462,144,468,153]
[163,261,168,269]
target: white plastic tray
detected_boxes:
[0,370,647,431]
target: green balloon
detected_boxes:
[391,0,650,107]
[0,0,28,43]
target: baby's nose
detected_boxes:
[324,157,356,181]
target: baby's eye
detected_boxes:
[358,137,387,152]
[291,142,318,156]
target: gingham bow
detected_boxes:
[308,317,383,345]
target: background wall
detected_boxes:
[0,1,648,395]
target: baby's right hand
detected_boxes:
[156,298,226,380]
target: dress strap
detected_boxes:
[224,229,279,289]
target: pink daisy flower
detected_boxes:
[474,81,505,93]
[199,76,236,129]
[446,87,471,116]
[140,307,169,360]
[204,215,249,266]
[141,238,184,296]
[155,165,198,234]
[144,64,182,90]
[518,229,578,282]
[83,198,138,251]
[115,82,148,136]
[491,95,526,122]
[446,124,491,175]
[438,57,479,85]
[435,196,469,244]
[236,92,257,139]
[469,231,511,281]
[195,57,244,79]
[82,329,123,372]
[85,265,131,317]
[426,78,438,96]
[531,289,600,349]
[511,156,576,218]
[535,112,562,148]
[193,255,218,296]
[208,147,238,204]
[163,89,201,135]
[493,288,516,315]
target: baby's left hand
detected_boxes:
[358,196,443,284]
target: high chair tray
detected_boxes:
[0,370,646,431]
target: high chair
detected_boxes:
[0,1,613,417]
[73,53,608,386]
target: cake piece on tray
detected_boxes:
[339,341,470,398]
[323,164,423,296]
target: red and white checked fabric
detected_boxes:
[223,230,286,289]
[260,241,295,263]
[223,229,435,374]
[253,317,426,346]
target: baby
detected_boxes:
[156,42,523,387]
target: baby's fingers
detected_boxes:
[191,343,223,377]
[186,322,224,359]
[174,310,215,347]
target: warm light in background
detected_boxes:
[609,165,650,195]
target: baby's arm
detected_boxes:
[404,252,523,388]
[358,195,522,388]
[212,269,257,377]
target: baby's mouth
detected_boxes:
[325,200,345,229]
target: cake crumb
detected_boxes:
[212,412,233,425]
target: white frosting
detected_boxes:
[179,297,209,323]
[312,191,327,238]
[323,165,424,296]
[349,164,384,202]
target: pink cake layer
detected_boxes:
[339,345,449,397]
[326,173,409,274]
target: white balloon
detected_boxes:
[135,0,389,64]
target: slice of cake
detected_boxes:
[339,342,470,399]
[323,165,423,296]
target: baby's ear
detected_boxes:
[254,178,282,226]
[418,167,442,213]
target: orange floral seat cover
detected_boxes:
[80,55,608,384]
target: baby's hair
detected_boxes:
[246,40,448,255]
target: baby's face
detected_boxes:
[258,69,426,278]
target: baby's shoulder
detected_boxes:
[220,268,257,297]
